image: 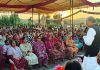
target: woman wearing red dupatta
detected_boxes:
[54,36,66,60]
[44,35,62,62]
[8,41,28,70]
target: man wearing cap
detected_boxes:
[82,16,100,70]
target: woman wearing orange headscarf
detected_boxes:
[65,35,78,59]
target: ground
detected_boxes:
[4,59,67,70]
[4,51,84,70]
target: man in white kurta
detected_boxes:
[82,16,100,70]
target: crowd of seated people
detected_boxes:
[0,26,84,70]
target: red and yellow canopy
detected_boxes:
[0,0,99,13]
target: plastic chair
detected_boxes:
[9,59,24,70]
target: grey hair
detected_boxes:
[86,16,96,23]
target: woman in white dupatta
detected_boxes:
[20,37,38,66]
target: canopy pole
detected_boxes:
[70,0,74,39]
[38,13,40,25]
[70,0,72,28]
[72,0,74,38]
[32,8,34,25]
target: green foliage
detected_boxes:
[46,13,62,28]
[0,14,21,26]
[96,18,100,24]
[53,13,62,24]
[53,13,62,19]
[28,17,33,25]
[47,21,62,28]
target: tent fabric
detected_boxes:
[0,0,99,13]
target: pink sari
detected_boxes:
[34,41,48,66]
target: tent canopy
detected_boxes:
[0,0,99,13]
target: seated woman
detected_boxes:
[0,37,3,54]
[62,34,67,43]
[34,36,48,67]
[20,37,38,66]
[0,35,4,46]
[7,32,13,40]
[2,40,11,55]
[66,35,78,59]
[0,35,4,59]
[53,35,65,60]
[13,34,20,47]
[13,33,20,41]
[0,40,10,70]
[44,35,63,62]
[7,40,28,70]
[73,34,83,49]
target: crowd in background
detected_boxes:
[0,26,85,70]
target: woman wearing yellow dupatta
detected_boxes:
[66,35,78,59]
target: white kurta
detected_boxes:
[20,43,38,65]
[82,27,99,70]
[95,64,100,70]
[82,56,98,70]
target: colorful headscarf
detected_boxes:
[55,64,64,70]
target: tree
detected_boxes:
[53,13,62,24]
[10,14,20,26]
[0,13,21,26]
[28,17,33,25]
[96,18,100,24]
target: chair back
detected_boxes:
[0,46,3,55]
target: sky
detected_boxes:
[47,7,100,20]
[87,0,100,3]
[66,7,100,19]
[17,7,100,20]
